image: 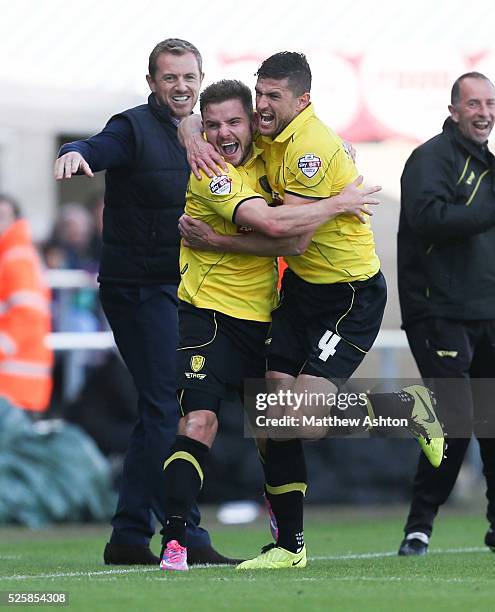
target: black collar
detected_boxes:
[148,94,176,126]
[443,117,492,164]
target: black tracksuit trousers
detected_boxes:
[404,318,495,536]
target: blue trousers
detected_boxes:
[99,283,210,548]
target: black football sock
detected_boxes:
[264,438,306,553]
[161,435,209,548]
[162,516,187,552]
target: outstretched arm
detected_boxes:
[54,116,135,180]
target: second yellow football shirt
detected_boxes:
[178,145,278,322]
[258,104,380,284]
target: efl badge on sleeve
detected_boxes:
[298,153,322,178]
[209,175,232,195]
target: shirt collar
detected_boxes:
[443,116,493,163]
[242,142,264,169]
[148,94,176,126]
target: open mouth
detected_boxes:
[172,95,190,103]
[259,112,274,126]
[221,142,239,156]
[473,120,491,130]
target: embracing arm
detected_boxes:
[179,214,312,256]
[234,176,381,238]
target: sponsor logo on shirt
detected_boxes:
[298,153,322,178]
[210,175,232,195]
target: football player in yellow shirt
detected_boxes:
[160,78,381,571]
[180,53,444,571]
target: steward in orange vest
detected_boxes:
[0,195,53,412]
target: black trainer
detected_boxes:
[484,528,495,552]
[103,542,160,565]
[398,533,429,556]
[187,545,244,566]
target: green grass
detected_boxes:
[0,508,494,611]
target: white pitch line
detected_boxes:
[0,546,489,582]
[310,546,487,560]
[0,567,159,581]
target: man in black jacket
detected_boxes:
[54,38,235,566]
[397,71,495,555]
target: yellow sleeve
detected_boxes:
[189,166,261,222]
[284,126,356,199]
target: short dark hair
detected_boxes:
[0,193,21,219]
[451,71,494,105]
[256,52,311,96]
[148,38,203,77]
[200,79,253,118]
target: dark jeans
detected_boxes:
[404,318,495,536]
[99,283,210,549]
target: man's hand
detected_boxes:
[179,214,219,250]
[337,176,381,223]
[54,152,94,180]
[186,137,227,180]
[178,115,227,180]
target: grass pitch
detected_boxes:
[0,508,494,611]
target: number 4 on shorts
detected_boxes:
[318,330,341,362]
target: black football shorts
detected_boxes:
[266,269,387,382]
[177,300,269,414]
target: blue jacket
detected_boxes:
[59,95,189,285]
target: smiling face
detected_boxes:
[255,77,310,137]
[449,77,495,144]
[202,98,254,167]
[146,51,203,119]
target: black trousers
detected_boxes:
[99,283,210,549]
[404,318,495,536]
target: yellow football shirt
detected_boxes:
[178,145,279,322]
[258,104,380,284]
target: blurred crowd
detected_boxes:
[43,196,138,463]
[0,192,138,465]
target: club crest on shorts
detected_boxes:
[190,355,205,372]
[298,153,322,178]
[209,175,232,195]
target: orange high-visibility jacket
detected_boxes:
[0,219,53,412]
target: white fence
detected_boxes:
[45,269,409,352]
